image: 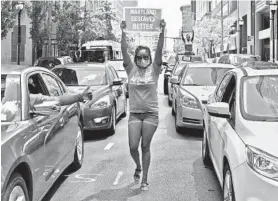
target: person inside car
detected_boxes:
[120,19,166,191]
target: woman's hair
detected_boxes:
[134,46,152,64]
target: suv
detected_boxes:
[218,54,261,66]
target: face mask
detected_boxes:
[136,56,151,68]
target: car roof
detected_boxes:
[186,63,235,68]
[1,65,52,75]
[233,67,278,77]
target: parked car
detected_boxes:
[52,63,127,135]
[34,56,74,69]
[108,59,129,98]
[164,55,177,94]
[170,63,235,132]
[1,65,83,201]
[218,54,261,66]
[202,65,278,201]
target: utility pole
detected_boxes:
[48,1,52,57]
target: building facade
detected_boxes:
[195,0,278,62]
[1,7,33,65]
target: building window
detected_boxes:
[209,1,212,12]
[229,0,237,14]
[262,14,270,29]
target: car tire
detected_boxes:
[3,173,30,201]
[70,125,84,171]
[108,106,116,136]
[202,129,212,167]
[164,79,168,95]
[168,96,172,106]
[175,113,182,133]
[223,164,236,201]
[121,100,127,118]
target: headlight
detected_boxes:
[180,93,199,109]
[91,95,111,109]
[246,145,278,181]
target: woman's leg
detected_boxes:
[141,118,158,184]
[128,114,143,170]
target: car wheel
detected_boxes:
[164,79,168,95]
[175,112,182,133]
[108,106,116,135]
[168,95,172,106]
[223,164,236,201]
[3,173,30,201]
[202,129,212,166]
[70,125,84,171]
[121,100,127,118]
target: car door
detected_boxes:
[40,72,78,182]
[108,67,125,116]
[209,74,236,174]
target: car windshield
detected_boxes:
[1,74,21,122]
[181,67,231,86]
[173,63,186,76]
[53,68,107,86]
[242,75,278,121]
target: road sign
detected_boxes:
[124,8,162,32]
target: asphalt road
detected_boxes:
[42,71,222,201]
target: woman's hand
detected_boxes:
[120,21,127,30]
[160,19,166,30]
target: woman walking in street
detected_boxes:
[120,19,166,191]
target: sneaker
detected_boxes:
[140,183,149,191]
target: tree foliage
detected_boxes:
[1,1,19,40]
[25,1,49,57]
[193,17,233,57]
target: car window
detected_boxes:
[28,73,48,95]
[215,74,232,101]
[41,73,63,96]
[221,75,236,103]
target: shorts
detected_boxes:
[128,112,159,127]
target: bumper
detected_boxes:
[82,106,113,131]
[176,105,203,129]
[233,162,278,201]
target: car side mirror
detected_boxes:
[169,77,180,85]
[206,102,230,118]
[113,78,123,86]
[30,100,61,116]
[165,72,171,77]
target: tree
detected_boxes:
[193,17,233,58]
[1,1,19,40]
[25,1,49,62]
[94,0,118,41]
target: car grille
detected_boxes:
[182,118,201,124]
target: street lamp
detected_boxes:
[270,0,277,63]
[238,18,244,54]
[15,2,24,65]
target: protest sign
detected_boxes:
[124,8,162,32]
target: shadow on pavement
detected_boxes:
[84,130,109,142]
[42,167,73,201]
[79,183,141,201]
[164,113,203,141]
[192,157,222,201]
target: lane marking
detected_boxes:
[104,142,114,150]
[113,171,124,185]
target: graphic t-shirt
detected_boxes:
[125,62,161,113]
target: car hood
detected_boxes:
[237,120,278,157]
[67,85,101,94]
[180,86,216,102]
